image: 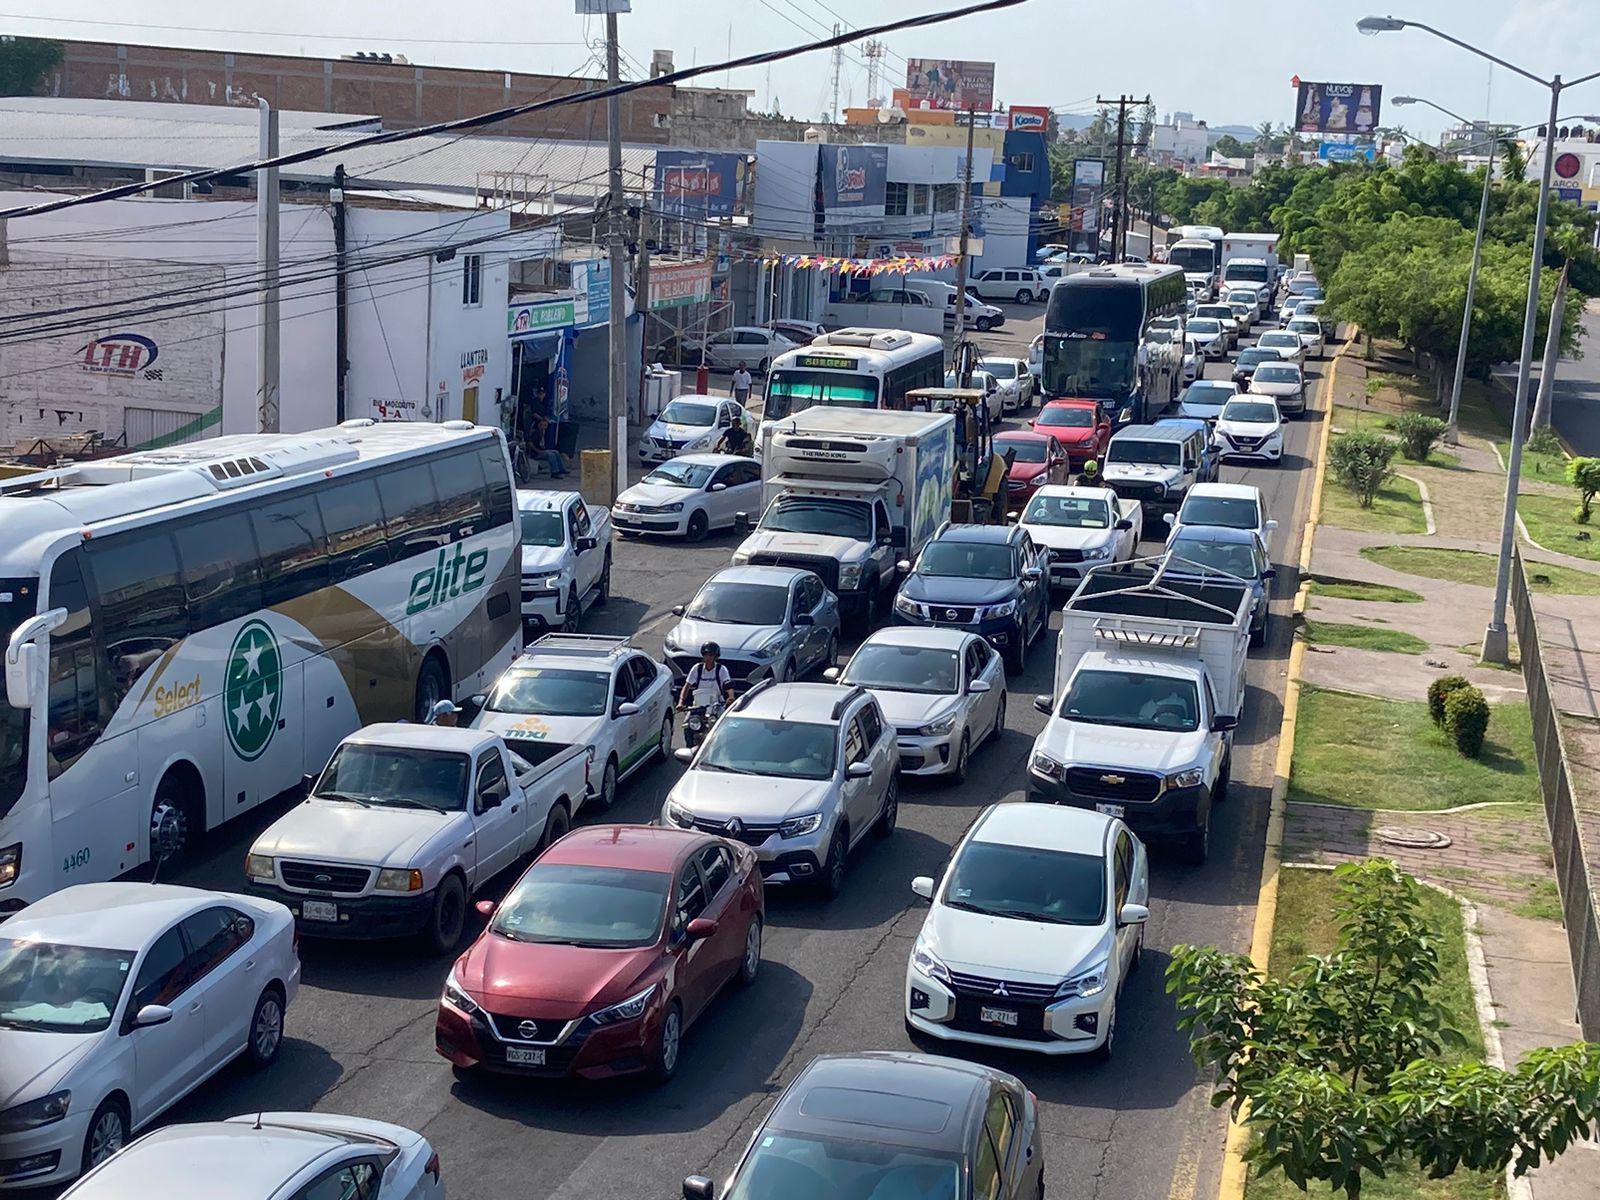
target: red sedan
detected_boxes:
[995,430,1069,507]
[1031,399,1111,466]
[435,825,763,1083]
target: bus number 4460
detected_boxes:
[62,847,91,873]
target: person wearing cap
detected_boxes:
[428,699,462,727]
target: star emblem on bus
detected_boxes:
[225,619,282,762]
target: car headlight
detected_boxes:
[533,575,562,591]
[245,852,275,882]
[375,868,425,893]
[917,714,958,737]
[0,1091,71,1134]
[587,983,657,1026]
[730,551,751,566]
[893,593,920,616]
[837,561,864,590]
[665,802,695,829]
[779,812,824,839]
[0,842,19,887]
[659,502,684,514]
[1165,766,1206,790]
[911,936,950,982]
[980,598,1019,619]
[1084,542,1113,560]
[1056,960,1109,999]
[443,969,482,1016]
[752,633,788,659]
[1030,751,1065,782]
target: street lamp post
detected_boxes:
[1358,16,1600,664]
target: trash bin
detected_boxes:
[580,449,611,505]
[696,364,711,393]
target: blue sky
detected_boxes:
[10,0,1600,139]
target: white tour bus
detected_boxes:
[0,419,521,912]
[761,328,945,436]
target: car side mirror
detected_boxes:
[911,876,935,901]
[476,899,497,918]
[1033,694,1053,715]
[577,536,598,552]
[686,917,719,941]
[793,612,814,626]
[1211,713,1239,733]
[1114,519,1133,531]
[1118,902,1150,927]
[615,701,641,717]
[896,559,912,574]
[1265,519,1278,532]
[1022,566,1042,582]
[302,772,319,795]
[1263,567,1277,579]
[671,604,686,617]
[462,693,488,723]
[823,667,841,682]
[846,761,873,779]
[683,1176,716,1200]
[1161,513,1174,526]
[478,785,505,811]
[708,482,727,492]
[674,746,695,764]
[132,1003,173,1031]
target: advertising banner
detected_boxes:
[654,150,746,218]
[1070,158,1105,240]
[1295,81,1381,135]
[903,58,995,111]
[570,259,610,327]
[821,143,889,209]
[1009,105,1050,133]
[1318,141,1377,162]
[648,260,713,310]
[508,299,576,338]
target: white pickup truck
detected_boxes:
[1015,485,1144,592]
[243,723,590,953]
[517,489,612,635]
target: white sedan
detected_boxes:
[1255,330,1308,366]
[1213,396,1285,463]
[682,326,796,372]
[638,395,755,464]
[613,454,763,541]
[0,884,299,1188]
[1186,318,1228,359]
[827,627,1006,780]
[1285,315,1326,359]
[906,803,1149,1058]
[979,357,1035,413]
[57,1113,443,1200]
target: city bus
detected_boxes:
[0,419,521,911]
[1040,265,1188,427]
[761,328,945,432]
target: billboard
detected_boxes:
[1069,157,1105,248]
[1295,81,1381,135]
[1009,105,1050,133]
[647,260,713,310]
[654,150,746,218]
[904,58,995,111]
[821,143,889,209]
[1318,141,1377,162]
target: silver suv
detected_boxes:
[663,682,899,897]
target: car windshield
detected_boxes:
[765,370,879,420]
[317,744,469,811]
[0,581,31,817]
[1287,321,1320,335]
[641,461,714,489]
[944,840,1107,925]
[520,510,565,548]
[917,541,1014,580]
[1036,406,1094,429]
[1024,494,1110,528]
[488,668,610,717]
[724,1132,961,1200]
[696,716,837,780]
[843,644,959,694]
[1236,351,1272,370]
[944,372,993,391]
[1060,669,1200,732]
[1183,384,1234,408]
[761,496,872,540]
[1189,319,1222,335]
[997,437,1047,464]
[1107,439,1180,467]
[0,939,134,1033]
[687,581,789,626]
[1196,307,1232,321]
[1169,536,1261,578]
[1223,401,1278,424]
[659,400,717,427]
[1181,495,1259,529]
[1259,334,1298,349]
[492,864,669,948]
[982,360,1017,379]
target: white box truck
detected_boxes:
[733,407,956,629]
[1221,232,1281,284]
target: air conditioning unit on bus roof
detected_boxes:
[817,328,917,350]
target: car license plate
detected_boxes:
[301,900,338,922]
[506,1046,546,1066]
[1095,803,1125,818]
[980,1006,1019,1027]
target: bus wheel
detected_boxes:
[414,656,450,723]
[150,768,201,869]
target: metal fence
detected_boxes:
[1513,546,1600,1039]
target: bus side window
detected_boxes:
[253,494,330,608]
[478,443,515,529]
[176,512,263,630]
[429,450,489,544]
[318,477,391,585]
[83,530,188,710]
[45,549,103,778]
[378,464,446,560]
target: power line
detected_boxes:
[0,0,1028,222]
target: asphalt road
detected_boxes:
[128,301,1329,1200]
[1552,298,1600,456]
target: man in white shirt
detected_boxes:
[731,362,753,406]
[678,642,736,711]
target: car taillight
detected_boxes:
[425,1151,441,1184]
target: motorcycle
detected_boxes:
[680,699,725,749]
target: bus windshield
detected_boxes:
[0,581,32,816]
[764,370,879,420]
[1168,245,1215,274]
[1042,336,1137,400]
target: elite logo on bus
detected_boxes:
[227,619,283,762]
[407,545,491,616]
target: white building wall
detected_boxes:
[971,195,1033,271]
[753,140,820,239]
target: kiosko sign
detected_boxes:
[1009,106,1050,132]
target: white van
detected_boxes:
[821,286,944,336]
[967,267,1047,304]
[906,277,1006,331]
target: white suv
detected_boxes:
[968,267,1047,304]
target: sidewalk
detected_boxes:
[1284,341,1600,1198]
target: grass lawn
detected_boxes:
[1517,490,1600,563]
[1321,475,1428,535]
[1247,868,1499,1200]
[1288,685,1541,811]
[1361,545,1600,595]
[1308,576,1423,603]
[1305,620,1429,655]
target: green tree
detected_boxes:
[0,35,61,97]
[1570,457,1600,523]
[1215,133,1248,159]
[1168,859,1600,1198]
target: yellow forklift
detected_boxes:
[902,386,1012,525]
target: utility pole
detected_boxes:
[256,99,280,433]
[600,2,629,505]
[635,166,653,417]
[1097,94,1148,261]
[1530,260,1569,430]
[951,109,978,383]
[829,24,843,123]
[331,163,349,423]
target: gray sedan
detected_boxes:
[662,565,840,688]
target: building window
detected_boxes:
[461,254,483,307]
[933,183,961,213]
[885,181,909,216]
[1007,152,1035,173]
[911,184,932,216]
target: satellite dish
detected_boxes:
[876,106,902,124]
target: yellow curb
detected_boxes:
[1298,346,1342,576]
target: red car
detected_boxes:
[994,430,1069,507]
[1031,399,1111,466]
[435,825,763,1083]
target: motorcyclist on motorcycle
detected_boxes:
[677,641,736,711]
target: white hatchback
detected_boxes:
[0,884,299,1188]
[1213,396,1285,463]
[906,803,1149,1058]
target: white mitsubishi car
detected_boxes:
[905,803,1149,1059]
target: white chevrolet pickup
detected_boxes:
[244,723,590,953]
[518,489,612,635]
